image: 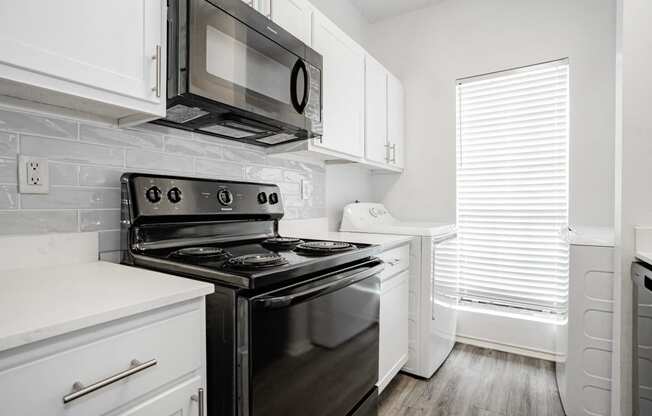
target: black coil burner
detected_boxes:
[294,241,357,257]
[172,247,229,258]
[226,253,289,270]
[261,237,305,251]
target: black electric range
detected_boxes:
[120,173,382,416]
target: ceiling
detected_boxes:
[350,0,444,23]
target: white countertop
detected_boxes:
[0,261,214,353]
[289,230,415,251]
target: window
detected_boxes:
[455,59,569,321]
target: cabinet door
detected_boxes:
[0,0,165,111]
[364,55,388,164]
[388,73,405,169]
[271,0,311,45]
[117,376,203,416]
[311,11,365,158]
[379,271,409,392]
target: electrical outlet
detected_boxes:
[18,155,49,194]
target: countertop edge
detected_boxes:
[0,263,214,354]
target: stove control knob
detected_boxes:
[217,189,234,206]
[167,187,182,203]
[268,192,279,205]
[145,186,162,203]
[257,192,267,204]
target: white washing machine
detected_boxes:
[341,202,458,378]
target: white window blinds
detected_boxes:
[456,59,569,319]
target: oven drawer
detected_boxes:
[0,305,204,416]
[378,244,410,280]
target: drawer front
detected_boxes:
[378,244,410,281]
[116,376,203,416]
[0,306,203,416]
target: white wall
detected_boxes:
[365,0,616,226]
[359,0,617,357]
[326,164,375,230]
[612,1,652,414]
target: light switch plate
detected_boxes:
[300,179,312,200]
[18,155,49,194]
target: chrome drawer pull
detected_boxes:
[191,388,205,416]
[63,359,157,404]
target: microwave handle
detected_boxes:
[253,262,383,309]
[291,59,310,114]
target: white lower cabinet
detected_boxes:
[377,243,410,393]
[0,299,207,416]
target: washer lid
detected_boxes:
[340,202,456,237]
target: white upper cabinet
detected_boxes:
[388,73,405,169]
[271,0,312,45]
[0,0,166,126]
[311,10,365,159]
[363,54,405,172]
[364,55,389,165]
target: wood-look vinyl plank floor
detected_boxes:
[379,343,566,416]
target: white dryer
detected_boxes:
[341,202,458,378]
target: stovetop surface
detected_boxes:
[134,236,380,289]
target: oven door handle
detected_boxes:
[254,262,384,309]
[290,59,310,114]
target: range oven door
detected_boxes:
[166,0,322,146]
[237,260,382,416]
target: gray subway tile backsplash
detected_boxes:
[245,166,283,182]
[164,136,223,158]
[0,109,77,139]
[195,158,244,180]
[126,149,194,173]
[21,187,121,210]
[0,185,18,209]
[0,210,78,234]
[81,124,163,149]
[0,107,325,252]
[50,163,79,186]
[0,132,18,157]
[79,166,124,187]
[0,159,17,184]
[21,135,124,166]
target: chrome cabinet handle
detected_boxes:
[390,143,397,163]
[152,45,162,97]
[62,359,157,404]
[191,388,205,416]
[384,143,391,163]
[248,0,254,7]
[267,0,272,19]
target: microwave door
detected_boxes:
[189,0,309,131]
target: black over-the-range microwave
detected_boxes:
[156,0,323,147]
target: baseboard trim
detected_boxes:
[456,334,563,362]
